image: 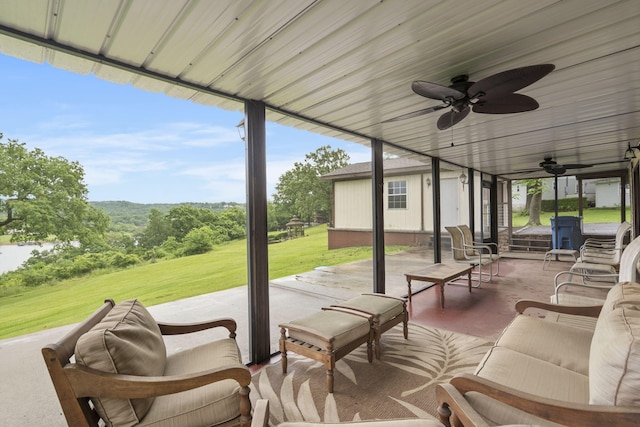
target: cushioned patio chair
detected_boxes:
[42,299,252,427]
[445,226,497,286]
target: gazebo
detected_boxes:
[286,216,304,239]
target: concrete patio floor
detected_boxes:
[0,247,608,426]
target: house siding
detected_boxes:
[328,170,471,249]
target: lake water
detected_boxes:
[0,243,55,274]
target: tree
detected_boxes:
[138,208,171,248]
[273,145,350,224]
[0,134,109,245]
[515,178,544,225]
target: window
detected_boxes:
[388,180,407,209]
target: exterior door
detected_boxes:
[441,178,459,230]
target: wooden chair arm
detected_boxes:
[448,373,640,427]
[435,383,489,427]
[515,299,602,317]
[157,317,237,336]
[65,363,251,399]
[251,400,270,427]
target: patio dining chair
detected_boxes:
[445,226,497,287]
[457,224,500,277]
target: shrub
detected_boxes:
[182,226,215,255]
[110,252,141,268]
[541,197,579,212]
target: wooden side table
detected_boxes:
[405,263,474,308]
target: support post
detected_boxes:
[621,174,628,222]
[432,158,441,263]
[467,167,475,237]
[490,175,499,249]
[371,139,385,293]
[244,100,270,364]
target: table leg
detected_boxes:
[468,270,472,293]
[439,281,445,309]
[407,277,412,302]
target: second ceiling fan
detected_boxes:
[385,64,555,130]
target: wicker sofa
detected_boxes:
[436,281,640,427]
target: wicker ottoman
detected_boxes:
[279,307,373,393]
[331,293,408,359]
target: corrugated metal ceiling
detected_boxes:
[0,0,638,179]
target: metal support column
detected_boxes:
[432,158,441,263]
[244,100,270,364]
[621,174,628,222]
[371,139,385,293]
[490,175,499,249]
[467,167,475,236]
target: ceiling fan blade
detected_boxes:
[546,165,567,175]
[468,64,555,98]
[437,106,470,130]
[563,163,593,169]
[412,81,465,101]
[382,105,447,122]
[472,93,539,114]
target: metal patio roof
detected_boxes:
[1,0,639,179]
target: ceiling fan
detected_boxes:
[508,156,594,177]
[537,157,592,175]
[384,64,555,130]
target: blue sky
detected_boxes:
[0,53,370,204]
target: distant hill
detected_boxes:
[90,201,245,232]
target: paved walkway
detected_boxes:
[0,248,432,426]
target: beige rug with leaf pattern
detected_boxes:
[251,323,492,424]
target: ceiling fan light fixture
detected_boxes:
[625,142,638,160]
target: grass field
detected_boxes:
[511,207,630,227]
[0,225,407,339]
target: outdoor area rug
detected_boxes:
[250,323,492,424]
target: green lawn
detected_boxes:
[0,225,407,339]
[512,208,631,227]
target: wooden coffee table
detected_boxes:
[405,263,475,308]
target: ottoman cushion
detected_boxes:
[288,310,370,350]
[337,294,403,324]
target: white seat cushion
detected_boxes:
[463,392,565,427]
[474,346,589,404]
[138,338,244,426]
[336,294,403,325]
[589,305,640,406]
[495,315,593,375]
[287,310,371,350]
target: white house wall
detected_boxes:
[384,174,423,230]
[333,171,469,233]
[334,179,372,229]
